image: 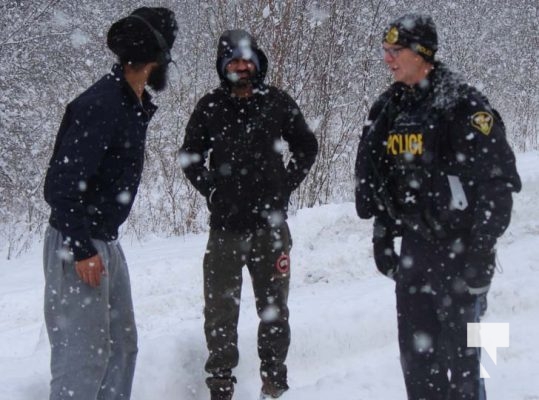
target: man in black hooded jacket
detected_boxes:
[180,29,318,400]
[355,14,520,400]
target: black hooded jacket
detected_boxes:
[355,63,521,251]
[180,30,318,231]
[44,64,156,261]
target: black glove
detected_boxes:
[463,249,496,295]
[372,217,400,280]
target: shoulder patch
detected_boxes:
[471,111,493,136]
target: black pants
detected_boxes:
[203,223,291,388]
[396,231,486,400]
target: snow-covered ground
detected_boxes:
[1,151,538,400]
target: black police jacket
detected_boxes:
[355,63,521,251]
[44,64,157,261]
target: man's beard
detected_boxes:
[148,63,169,92]
[226,70,255,88]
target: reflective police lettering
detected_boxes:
[415,44,433,57]
[386,133,424,155]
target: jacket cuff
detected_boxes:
[468,235,496,254]
[208,188,217,204]
[468,284,490,295]
[71,239,98,262]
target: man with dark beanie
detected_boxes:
[43,7,176,400]
[355,13,520,400]
[179,29,318,400]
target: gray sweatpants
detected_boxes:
[43,226,138,400]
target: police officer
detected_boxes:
[355,14,521,400]
[179,30,318,400]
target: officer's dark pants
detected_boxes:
[396,230,486,400]
[203,223,291,390]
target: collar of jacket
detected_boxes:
[110,63,158,116]
[399,72,434,106]
[390,62,468,115]
[219,80,269,97]
[216,83,271,102]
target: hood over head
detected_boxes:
[216,29,268,89]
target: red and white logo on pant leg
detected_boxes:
[275,254,290,274]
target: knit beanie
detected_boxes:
[383,14,438,63]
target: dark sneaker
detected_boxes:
[260,379,289,399]
[210,389,233,400]
[207,376,235,400]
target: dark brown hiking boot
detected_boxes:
[260,378,289,398]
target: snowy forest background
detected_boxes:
[0,0,537,258]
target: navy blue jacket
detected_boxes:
[44,64,156,261]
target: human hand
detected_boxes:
[75,254,106,287]
[463,249,496,295]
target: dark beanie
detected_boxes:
[107,7,177,64]
[383,14,438,63]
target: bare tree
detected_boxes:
[0,0,536,258]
